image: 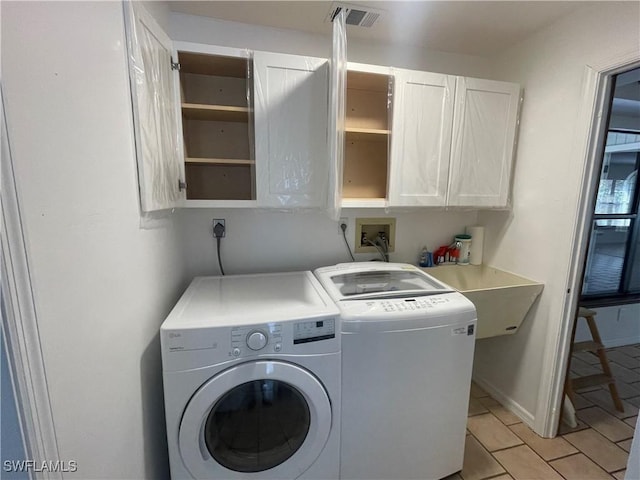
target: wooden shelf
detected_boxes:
[346,127,390,142]
[178,51,247,78]
[185,158,255,165]
[182,103,249,123]
[341,198,387,208]
[571,373,615,390]
[347,70,390,92]
[573,340,602,353]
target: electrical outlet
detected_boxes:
[212,219,226,238]
[339,217,348,234]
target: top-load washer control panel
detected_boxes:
[378,296,451,313]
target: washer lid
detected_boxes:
[315,262,453,301]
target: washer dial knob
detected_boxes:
[246,330,268,351]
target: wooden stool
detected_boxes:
[564,307,624,412]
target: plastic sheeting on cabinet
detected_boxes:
[124,2,183,212]
[253,52,330,209]
[327,10,347,221]
[447,77,521,208]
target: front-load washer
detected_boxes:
[161,271,341,480]
[315,262,477,480]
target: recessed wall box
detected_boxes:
[355,217,396,254]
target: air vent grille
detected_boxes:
[326,3,384,28]
[359,12,380,28]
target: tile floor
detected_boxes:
[451,344,639,480]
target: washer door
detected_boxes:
[179,360,332,479]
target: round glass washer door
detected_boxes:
[179,360,332,479]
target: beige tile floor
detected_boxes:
[451,344,639,480]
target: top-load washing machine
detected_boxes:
[315,262,477,480]
[161,271,341,480]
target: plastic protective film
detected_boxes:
[447,77,517,210]
[387,69,452,208]
[253,51,328,209]
[385,72,393,213]
[326,10,347,221]
[123,2,183,213]
[246,52,257,200]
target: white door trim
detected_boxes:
[535,50,640,437]
[1,84,61,479]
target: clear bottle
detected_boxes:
[419,246,430,267]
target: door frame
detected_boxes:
[537,50,640,437]
[1,84,61,478]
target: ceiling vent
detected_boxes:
[326,3,384,28]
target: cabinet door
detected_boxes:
[448,77,520,207]
[388,69,455,206]
[327,11,347,220]
[253,52,329,208]
[123,2,185,212]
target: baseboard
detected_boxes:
[602,336,640,349]
[472,375,536,429]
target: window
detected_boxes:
[582,67,640,301]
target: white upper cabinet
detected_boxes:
[338,64,520,209]
[388,69,455,207]
[124,2,185,212]
[253,52,329,208]
[125,4,331,210]
[447,77,520,207]
[124,3,521,212]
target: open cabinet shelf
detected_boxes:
[181,103,249,122]
[185,158,255,165]
[343,69,391,201]
[185,163,253,201]
[345,127,390,141]
[178,50,255,201]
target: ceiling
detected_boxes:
[168,1,602,57]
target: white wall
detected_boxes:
[2,2,187,478]
[575,305,640,348]
[474,2,640,432]
[178,208,479,276]
[170,13,493,78]
[170,13,489,277]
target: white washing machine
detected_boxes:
[315,263,477,480]
[161,271,341,480]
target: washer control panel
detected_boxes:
[293,319,335,345]
[376,296,451,313]
[231,324,282,357]
[228,317,337,358]
[246,330,268,350]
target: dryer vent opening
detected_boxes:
[326,3,385,28]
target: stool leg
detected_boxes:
[585,315,624,413]
[561,312,579,432]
